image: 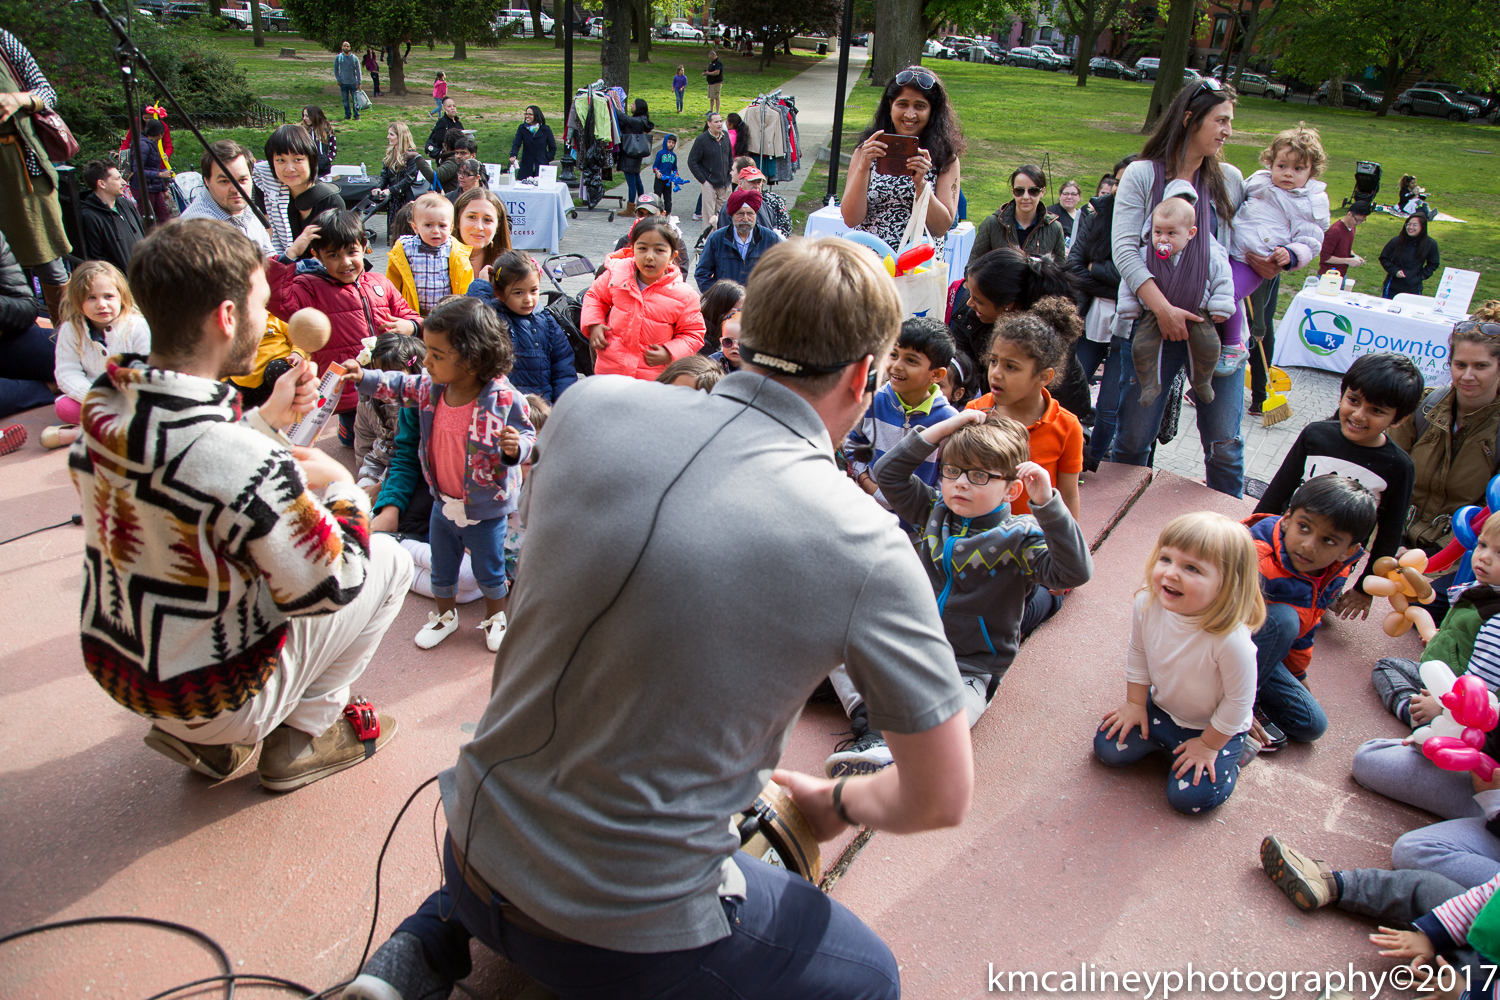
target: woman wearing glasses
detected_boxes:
[970,164,1066,265]
[839,66,964,254]
[1107,78,1277,498]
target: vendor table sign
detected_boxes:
[1273,288,1461,386]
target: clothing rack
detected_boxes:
[739,90,801,186]
[564,82,626,219]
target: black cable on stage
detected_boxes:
[0,514,81,545]
[358,773,442,973]
[140,972,315,1000]
[0,915,236,999]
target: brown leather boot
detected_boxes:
[41,282,66,327]
[624,201,636,216]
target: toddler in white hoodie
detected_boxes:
[1226,123,1331,353]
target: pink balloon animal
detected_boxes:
[1422,675,1500,780]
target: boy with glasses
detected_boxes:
[826,408,1093,775]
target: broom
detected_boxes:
[1243,296,1293,426]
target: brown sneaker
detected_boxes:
[257,701,397,792]
[143,727,257,781]
[1261,834,1338,911]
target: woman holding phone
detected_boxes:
[839,66,964,253]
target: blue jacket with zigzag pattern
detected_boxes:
[874,429,1093,677]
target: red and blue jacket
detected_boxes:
[1244,513,1363,679]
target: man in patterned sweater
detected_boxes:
[67,219,414,790]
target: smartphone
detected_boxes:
[874,135,919,177]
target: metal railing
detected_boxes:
[110,102,285,130]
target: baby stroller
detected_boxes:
[1341,160,1380,211]
[542,253,598,376]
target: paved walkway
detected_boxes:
[1126,362,1344,491]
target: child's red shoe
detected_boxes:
[0,424,26,456]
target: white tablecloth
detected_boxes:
[1273,288,1460,386]
[803,205,974,277]
[492,180,574,253]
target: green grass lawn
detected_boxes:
[178,30,821,177]
[813,61,1500,311]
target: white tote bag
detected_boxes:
[890,181,949,319]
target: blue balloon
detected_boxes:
[1456,551,1476,587]
[838,230,897,260]
[1454,505,1484,549]
[1486,475,1500,515]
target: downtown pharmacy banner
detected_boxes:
[1273,290,1457,386]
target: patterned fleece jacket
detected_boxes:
[67,356,373,721]
[844,381,958,512]
[874,429,1093,677]
[356,369,536,521]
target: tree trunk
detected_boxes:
[1142,0,1197,131]
[554,0,565,47]
[1074,16,1098,87]
[1330,69,1345,108]
[388,44,408,95]
[601,0,632,89]
[250,0,264,46]
[1377,50,1400,117]
[633,0,652,61]
[530,0,546,41]
[208,0,219,16]
[870,0,923,89]
[454,39,467,59]
[1231,3,1258,90]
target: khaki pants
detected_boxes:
[702,184,730,232]
[153,534,414,745]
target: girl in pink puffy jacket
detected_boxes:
[582,217,705,379]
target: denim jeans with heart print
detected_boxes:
[1093,694,1248,814]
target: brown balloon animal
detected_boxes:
[1364,549,1439,640]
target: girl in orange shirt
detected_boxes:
[966,296,1085,521]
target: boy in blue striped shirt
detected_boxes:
[846,317,960,520]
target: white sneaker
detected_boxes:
[414,610,458,649]
[479,612,507,652]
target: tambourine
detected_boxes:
[736,781,822,883]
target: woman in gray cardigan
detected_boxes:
[1105,79,1280,498]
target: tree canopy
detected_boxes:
[718,0,842,67]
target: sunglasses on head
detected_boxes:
[1012,186,1043,197]
[893,68,936,91]
[1456,321,1500,338]
[1191,77,1226,102]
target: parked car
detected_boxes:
[135,0,173,16]
[851,32,868,46]
[1394,88,1482,121]
[162,3,206,22]
[1005,46,1050,69]
[1234,72,1287,99]
[587,16,603,31]
[660,21,703,40]
[220,2,272,27]
[1134,56,1160,80]
[1088,57,1140,81]
[1313,81,1380,110]
[497,8,554,35]
[923,38,956,59]
[1415,82,1493,116]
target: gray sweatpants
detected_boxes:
[1339,867,1486,979]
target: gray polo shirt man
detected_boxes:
[441,370,965,952]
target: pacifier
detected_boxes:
[1154,241,1174,259]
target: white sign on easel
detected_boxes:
[1434,267,1481,318]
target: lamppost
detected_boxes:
[822,0,854,205]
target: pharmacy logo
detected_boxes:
[1298,309,1352,356]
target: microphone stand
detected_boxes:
[89,0,274,231]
